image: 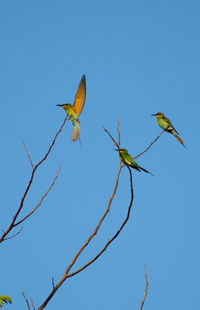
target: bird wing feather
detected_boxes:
[123,152,137,166]
[165,117,179,135]
[72,75,86,117]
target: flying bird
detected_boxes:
[151,112,186,147]
[116,148,153,175]
[57,75,86,141]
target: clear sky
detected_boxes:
[1,1,199,309]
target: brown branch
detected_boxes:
[52,278,55,290]
[30,298,35,310]
[37,123,125,310]
[64,163,122,275]
[103,127,119,149]
[37,119,157,309]
[140,264,149,310]
[36,116,67,168]
[134,131,165,159]
[3,227,23,241]
[22,291,30,310]
[23,142,34,169]
[67,166,133,278]
[0,117,67,243]
[117,115,121,146]
[14,166,61,227]
[37,162,123,310]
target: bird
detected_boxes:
[115,148,153,175]
[57,75,86,141]
[151,112,186,148]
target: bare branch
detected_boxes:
[37,121,135,310]
[14,166,61,227]
[134,131,165,159]
[67,166,134,278]
[52,278,55,290]
[30,298,36,310]
[64,162,122,275]
[0,117,67,243]
[22,291,30,310]
[117,115,121,146]
[23,142,34,169]
[140,264,149,310]
[3,227,23,241]
[37,123,132,310]
[103,127,120,149]
[37,162,123,310]
[36,116,68,168]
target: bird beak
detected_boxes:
[114,148,120,152]
[151,114,157,116]
[56,104,63,107]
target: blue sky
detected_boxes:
[1,1,199,309]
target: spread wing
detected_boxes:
[72,75,86,117]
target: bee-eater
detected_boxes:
[151,112,186,147]
[116,148,152,175]
[57,75,86,141]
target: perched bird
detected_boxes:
[151,112,186,148]
[57,75,86,141]
[116,148,152,175]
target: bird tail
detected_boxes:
[72,119,80,141]
[139,166,154,176]
[173,132,186,148]
[130,165,141,172]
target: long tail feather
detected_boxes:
[130,165,141,172]
[173,132,186,148]
[72,120,80,141]
[139,166,154,176]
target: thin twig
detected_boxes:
[36,116,68,168]
[103,127,119,149]
[134,131,165,159]
[30,298,35,310]
[4,227,23,241]
[14,166,61,227]
[104,126,129,168]
[37,162,123,310]
[38,120,158,309]
[67,166,133,278]
[140,264,149,310]
[37,122,125,310]
[22,291,30,310]
[23,142,34,169]
[52,278,55,290]
[117,115,121,146]
[64,164,122,274]
[37,121,134,310]
[0,117,67,243]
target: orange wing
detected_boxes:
[72,75,86,117]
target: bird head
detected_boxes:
[114,148,127,153]
[57,103,72,113]
[151,112,165,118]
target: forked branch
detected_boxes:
[37,119,134,310]
[0,117,67,243]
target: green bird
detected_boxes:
[151,112,186,147]
[116,148,152,175]
[57,75,86,141]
